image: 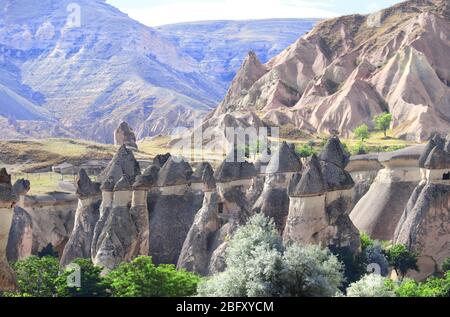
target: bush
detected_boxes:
[9,256,59,297]
[351,141,368,155]
[346,274,396,297]
[106,256,200,297]
[55,259,109,297]
[385,245,419,279]
[354,124,370,141]
[296,144,317,158]
[396,273,450,297]
[197,214,345,297]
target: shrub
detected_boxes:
[106,256,200,297]
[9,256,59,297]
[351,141,368,155]
[354,124,370,141]
[296,144,317,158]
[385,245,419,279]
[346,274,396,297]
[55,259,108,297]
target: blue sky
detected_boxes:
[107,0,404,26]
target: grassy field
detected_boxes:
[0,130,419,194]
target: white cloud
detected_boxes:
[121,0,339,26]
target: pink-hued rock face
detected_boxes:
[203,0,450,142]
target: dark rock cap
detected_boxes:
[202,163,216,190]
[157,157,193,187]
[319,136,350,168]
[419,135,445,168]
[76,169,101,199]
[320,161,355,192]
[214,157,257,183]
[289,155,325,197]
[133,165,160,190]
[265,141,302,174]
[99,145,141,186]
[0,168,17,202]
[153,153,171,168]
[114,122,138,149]
[100,176,116,192]
[191,162,214,183]
[12,179,31,196]
[424,146,450,170]
[114,175,133,191]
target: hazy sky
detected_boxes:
[107,0,405,26]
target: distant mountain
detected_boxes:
[0,1,316,142]
[203,0,450,142]
[157,19,318,89]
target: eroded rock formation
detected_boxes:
[283,137,360,254]
[60,170,101,267]
[0,168,17,291]
[350,146,425,240]
[394,134,450,280]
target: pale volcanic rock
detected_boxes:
[0,168,17,291]
[350,146,425,241]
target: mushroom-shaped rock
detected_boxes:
[265,141,302,174]
[133,165,160,190]
[12,179,30,196]
[98,146,141,185]
[319,136,350,168]
[114,122,138,149]
[61,170,101,267]
[288,155,325,197]
[157,157,193,187]
[76,169,101,199]
[153,153,171,168]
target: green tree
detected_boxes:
[374,113,393,137]
[354,124,370,141]
[10,256,59,297]
[297,144,317,158]
[105,256,200,297]
[197,214,344,297]
[396,273,450,297]
[55,259,109,297]
[351,141,367,155]
[386,245,419,280]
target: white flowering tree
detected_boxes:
[346,274,396,297]
[197,214,344,297]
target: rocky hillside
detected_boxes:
[157,19,318,88]
[0,1,316,142]
[209,0,450,142]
